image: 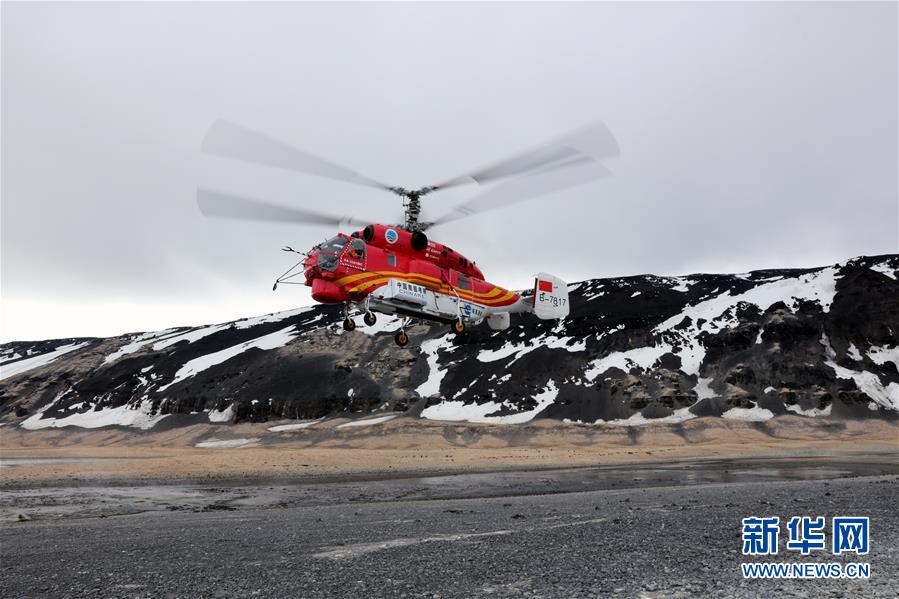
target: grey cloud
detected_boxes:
[1,1,896,340]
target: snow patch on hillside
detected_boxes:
[21,400,167,430]
[152,324,231,351]
[415,335,456,397]
[655,267,840,375]
[694,377,718,399]
[600,406,696,426]
[421,380,558,424]
[1,342,90,381]
[268,419,324,431]
[722,404,775,421]
[868,345,899,372]
[477,341,533,363]
[357,315,404,336]
[825,361,899,411]
[786,403,832,417]
[336,415,397,428]
[822,335,899,411]
[0,350,22,364]
[477,334,584,365]
[670,278,691,292]
[546,336,586,352]
[158,325,298,391]
[103,309,310,363]
[104,330,182,363]
[870,262,897,280]
[584,344,672,381]
[195,438,260,448]
[233,307,312,329]
[208,405,235,423]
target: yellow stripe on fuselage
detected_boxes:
[347,278,389,293]
[334,271,380,286]
[335,270,444,286]
[375,270,443,284]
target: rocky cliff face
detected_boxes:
[2,255,897,430]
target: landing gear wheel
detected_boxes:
[394,330,409,347]
[363,312,377,326]
[451,320,466,335]
[342,318,356,332]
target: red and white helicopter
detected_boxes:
[198,121,618,346]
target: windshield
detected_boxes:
[316,236,348,272]
[318,236,348,253]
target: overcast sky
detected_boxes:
[2,2,897,342]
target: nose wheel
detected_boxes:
[451,319,466,335]
[363,312,377,326]
[341,302,358,332]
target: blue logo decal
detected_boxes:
[385,228,399,244]
[463,303,472,316]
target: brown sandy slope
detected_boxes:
[1,416,897,488]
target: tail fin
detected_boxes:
[531,272,569,319]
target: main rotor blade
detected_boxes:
[425,158,610,229]
[434,122,619,190]
[197,188,370,227]
[202,120,391,190]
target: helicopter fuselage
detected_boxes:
[303,224,525,329]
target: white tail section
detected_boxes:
[531,272,569,319]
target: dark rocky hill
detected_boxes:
[2,255,897,430]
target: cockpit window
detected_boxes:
[316,236,348,272]
[319,236,348,253]
[457,274,470,290]
[347,239,366,260]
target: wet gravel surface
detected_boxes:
[2,457,897,598]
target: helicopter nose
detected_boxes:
[311,278,345,303]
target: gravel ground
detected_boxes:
[1,458,897,598]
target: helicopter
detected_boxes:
[197,120,618,346]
